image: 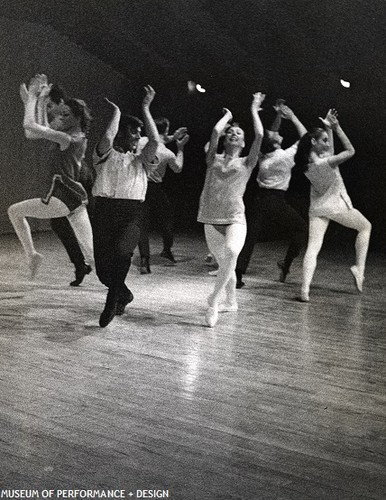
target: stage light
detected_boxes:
[340,79,351,88]
[187,80,196,92]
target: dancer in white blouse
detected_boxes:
[293,110,372,301]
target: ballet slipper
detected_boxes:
[205,306,218,328]
[70,264,92,286]
[116,289,134,316]
[350,265,364,293]
[99,288,118,327]
[29,252,43,279]
[218,302,238,312]
[298,288,310,302]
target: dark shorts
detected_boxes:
[42,174,88,212]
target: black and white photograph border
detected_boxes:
[0,1,385,499]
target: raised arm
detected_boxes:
[20,83,40,140]
[319,109,338,155]
[266,98,285,138]
[281,104,307,138]
[97,98,121,156]
[168,133,190,173]
[141,85,160,163]
[164,127,188,144]
[246,92,265,169]
[22,77,71,150]
[326,114,355,167]
[36,84,51,127]
[206,108,233,162]
[20,75,50,138]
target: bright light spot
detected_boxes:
[340,79,351,88]
[187,80,196,92]
[196,83,206,93]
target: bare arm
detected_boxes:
[20,77,50,138]
[20,84,40,140]
[164,127,188,144]
[281,105,307,138]
[167,134,190,173]
[206,108,233,163]
[23,90,71,149]
[96,98,121,156]
[36,96,49,127]
[246,92,265,169]
[319,109,338,155]
[36,83,51,127]
[327,119,355,167]
[141,85,160,163]
[268,99,285,133]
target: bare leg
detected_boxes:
[301,216,330,301]
[8,197,70,277]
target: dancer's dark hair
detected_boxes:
[65,98,92,135]
[293,128,325,173]
[154,117,170,135]
[49,84,67,105]
[118,114,144,136]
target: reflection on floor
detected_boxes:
[0,231,385,499]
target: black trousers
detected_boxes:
[93,197,142,296]
[236,189,307,274]
[138,182,174,258]
[51,217,86,269]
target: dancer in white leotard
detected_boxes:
[293,110,372,301]
[197,92,265,327]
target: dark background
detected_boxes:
[1,0,385,249]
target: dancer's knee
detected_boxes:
[224,249,240,269]
[7,203,21,222]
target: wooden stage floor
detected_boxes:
[0,231,385,499]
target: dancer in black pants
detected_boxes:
[92,87,160,327]
[236,102,308,288]
[137,119,189,273]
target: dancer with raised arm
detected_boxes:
[136,119,189,274]
[198,92,265,327]
[45,84,95,286]
[293,110,372,302]
[235,101,308,288]
[92,86,160,327]
[9,74,94,278]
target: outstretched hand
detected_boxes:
[273,98,286,112]
[319,109,339,129]
[143,85,155,107]
[39,83,53,100]
[28,74,48,96]
[251,92,266,111]
[222,107,233,121]
[172,127,188,141]
[280,104,295,120]
[177,133,190,148]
